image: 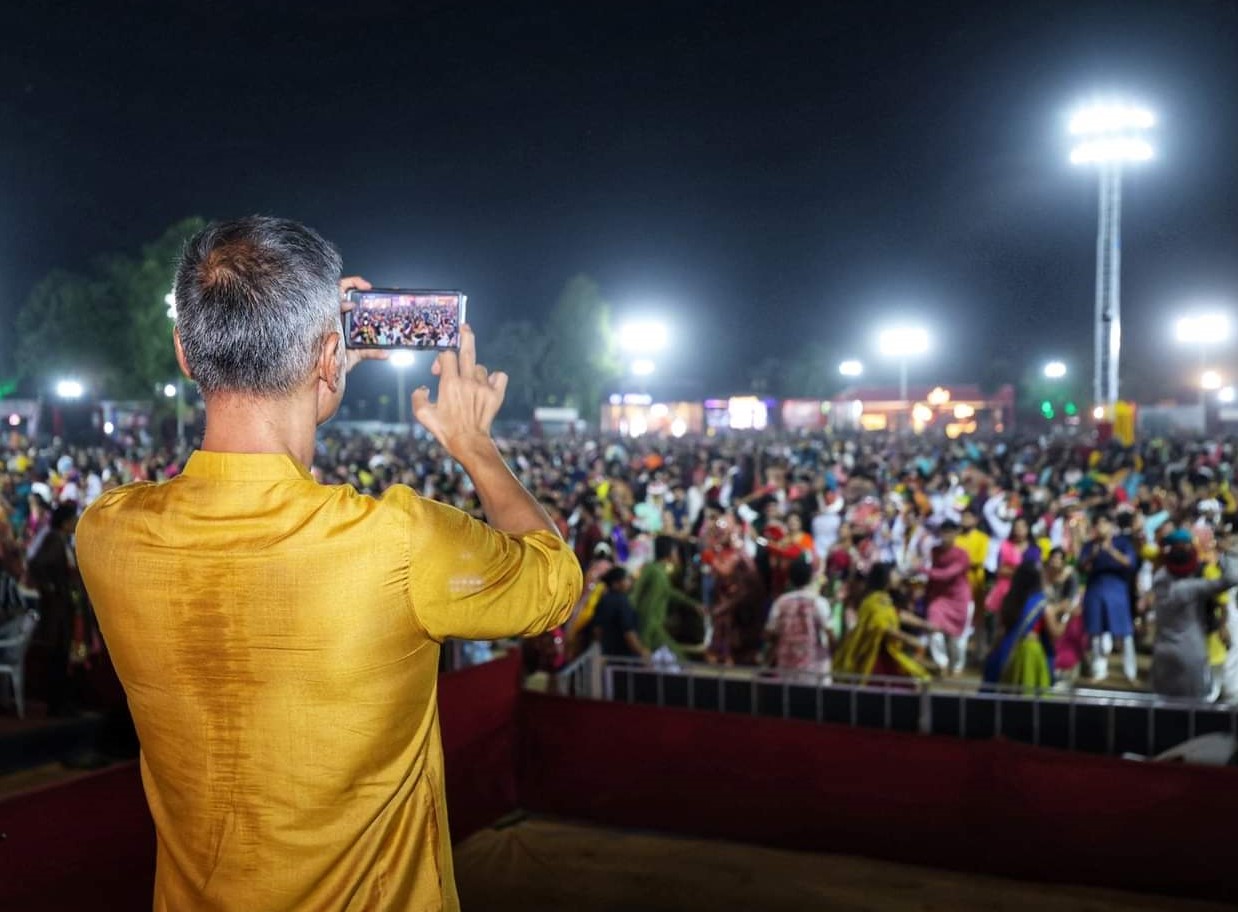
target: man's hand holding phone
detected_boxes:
[339,276,385,373]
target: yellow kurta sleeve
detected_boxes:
[389,487,584,641]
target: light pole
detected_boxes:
[1069,101,1155,409]
[877,326,929,404]
[389,351,416,425]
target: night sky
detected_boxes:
[3,0,1236,405]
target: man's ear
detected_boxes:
[173,330,194,380]
[318,331,344,393]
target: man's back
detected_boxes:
[78,451,580,912]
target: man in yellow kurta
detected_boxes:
[76,217,582,911]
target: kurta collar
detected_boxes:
[181,450,314,482]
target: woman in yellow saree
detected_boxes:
[834,563,931,681]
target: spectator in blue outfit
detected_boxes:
[589,566,651,661]
[1079,512,1138,682]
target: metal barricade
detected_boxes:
[533,653,1238,758]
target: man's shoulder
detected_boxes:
[80,481,158,523]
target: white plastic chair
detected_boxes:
[0,609,41,719]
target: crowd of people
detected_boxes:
[345,293,462,348]
[4,426,1238,715]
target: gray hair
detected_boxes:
[173,216,343,395]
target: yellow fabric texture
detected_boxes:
[955,528,990,598]
[76,451,582,912]
[833,591,929,681]
[564,582,606,645]
[1202,562,1229,666]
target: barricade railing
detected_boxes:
[545,652,1238,758]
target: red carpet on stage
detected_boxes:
[2,651,1236,909]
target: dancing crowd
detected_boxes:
[346,295,461,348]
[3,427,1238,715]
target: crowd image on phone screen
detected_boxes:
[348,294,462,348]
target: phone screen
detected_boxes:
[344,289,466,350]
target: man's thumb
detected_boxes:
[411,387,436,428]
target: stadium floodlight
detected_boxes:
[1068,103,1155,136]
[1201,370,1223,391]
[619,320,669,352]
[877,326,930,358]
[1219,386,1236,405]
[1068,98,1155,409]
[1069,137,1154,165]
[631,359,656,377]
[1043,361,1067,380]
[163,383,177,398]
[838,360,863,378]
[56,379,84,399]
[1174,313,1231,346]
[877,326,929,406]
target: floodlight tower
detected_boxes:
[1068,101,1155,408]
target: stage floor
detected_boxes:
[454,817,1228,912]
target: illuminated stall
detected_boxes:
[703,396,773,433]
[780,399,832,431]
[601,394,705,438]
[829,384,1014,436]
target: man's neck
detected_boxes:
[200,391,319,469]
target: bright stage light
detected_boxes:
[103,421,115,435]
[631,359,656,376]
[163,383,177,398]
[619,321,669,352]
[1201,370,1223,391]
[7,414,20,427]
[1069,103,1155,136]
[1092,406,1106,421]
[1175,313,1231,346]
[1044,361,1067,380]
[839,360,863,377]
[877,327,929,358]
[1219,387,1236,404]
[56,379,84,399]
[389,351,416,368]
[1070,137,1154,165]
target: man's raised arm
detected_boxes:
[412,324,558,538]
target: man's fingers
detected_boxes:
[411,387,441,437]
[338,276,372,312]
[488,370,509,396]
[457,323,477,376]
[437,350,459,380]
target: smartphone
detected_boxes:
[344,289,467,351]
